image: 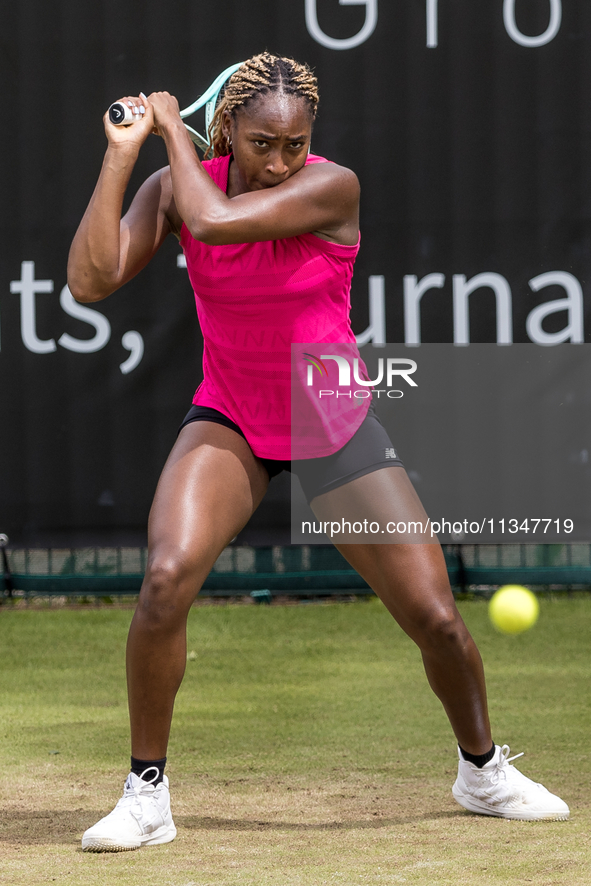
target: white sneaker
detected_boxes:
[452,744,570,821]
[82,769,177,852]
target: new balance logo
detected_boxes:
[385,448,397,459]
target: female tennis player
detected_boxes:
[68,53,568,851]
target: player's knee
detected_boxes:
[416,605,467,649]
[145,556,187,592]
[139,556,197,628]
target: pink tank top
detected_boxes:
[180,153,368,460]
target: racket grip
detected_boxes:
[108,102,137,125]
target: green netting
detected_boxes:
[2,545,590,599]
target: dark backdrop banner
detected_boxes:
[1,1,590,543]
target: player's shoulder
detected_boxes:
[301,155,359,193]
[306,153,357,178]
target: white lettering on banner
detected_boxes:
[404,274,446,344]
[526,271,583,344]
[426,0,438,48]
[10,261,56,354]
[7,260,144,371]
[305,0,377,50]
[303,0,562,51]
[58,285,111,353]
[453,273,513,345]
[355,275,386,345]
[120,331,145,374]
[503,0,562,47]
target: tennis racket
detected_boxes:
[107,62,243,154]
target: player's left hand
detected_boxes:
[146,92,183,137]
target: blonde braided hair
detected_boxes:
[208,52,319,158]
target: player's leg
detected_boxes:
[313,469,492,754]
[82,421,270,851]
[310,466,569,820]
[336,541,492,752]
[127,420,270,760]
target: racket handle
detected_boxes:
[108,102,137,125]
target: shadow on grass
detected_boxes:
[0,810,89,845]
[0,809,462,846]
[176,811,462,831]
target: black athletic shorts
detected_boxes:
[178,402,404,503]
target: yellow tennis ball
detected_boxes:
[488,585,539,635]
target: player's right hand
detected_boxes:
[103,94,154,148]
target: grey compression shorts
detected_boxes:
[178,402,404,503]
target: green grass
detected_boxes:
[0,596,589,885]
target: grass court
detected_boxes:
[1,594,589,885]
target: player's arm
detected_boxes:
[149,93,359,246]
[67,98,181,303]
[188,162,358,245]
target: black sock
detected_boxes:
[459,743,496,768]
[130,756,167,785]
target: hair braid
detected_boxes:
[208,52,319,158]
